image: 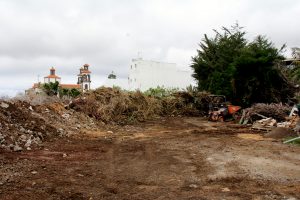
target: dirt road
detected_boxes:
[1,117,300,199]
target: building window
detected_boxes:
[85,84,88,90]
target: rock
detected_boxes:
[19,135,27,142]
[29,106,33,111]
[107,131,114,134]
[31,171,38,175]
[13,145,23,152]
[62,153,67,158]
[25,139,32,147]
[37,132,43,139]
[32,137,42,144]
[0,102,9,108]
[19,126,26,133]
[222,187,230,192]
[62,113,70,119]
[189,184,198,188]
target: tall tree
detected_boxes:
[191,24,295,106]
[191,24,246,98]
[234,36,294,105]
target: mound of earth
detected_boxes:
[264,127,297,139]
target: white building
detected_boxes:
[103,58,195,91]
[128,58,195,91]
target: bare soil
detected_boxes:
[1,117,300,200]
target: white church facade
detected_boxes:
[28,64,92,95]
[104,58,195,91]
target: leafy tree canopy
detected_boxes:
[191,24,295,106]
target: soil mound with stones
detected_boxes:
[0,101,58,151]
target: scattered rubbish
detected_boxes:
[251,118,277,132]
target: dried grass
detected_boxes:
[70,87,210,124]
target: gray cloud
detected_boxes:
[0,0,299,95]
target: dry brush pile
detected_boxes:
[243,103,292,122]
[69,87,211,124]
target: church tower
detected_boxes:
[77,64,91,92]
[44,67,61,83]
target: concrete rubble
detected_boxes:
[0,100,98,152]
[240,104,300,140]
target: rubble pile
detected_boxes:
[240,103,300,135]
[0,100,58,151]
[243,103,291,123]
[0,99,99,152]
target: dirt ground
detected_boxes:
[1,117,300,200]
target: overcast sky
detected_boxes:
[0,0,299,96]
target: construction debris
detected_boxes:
[251,118,277,131]
[0,99,98,152]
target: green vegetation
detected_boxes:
[60,88,81,98]
[43,81,81,98]
[43,81,60,96]
[191,24,295,107]
[143,86,179,98]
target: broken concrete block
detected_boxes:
[0,102,9,108]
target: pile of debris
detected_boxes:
[242,103,291,123]
[69,87,211,124]
[0,98,99,152]
[240,103,299,134]
[0,101,58,151]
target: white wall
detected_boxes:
[128,58,195,91]
[102,58,196,91]
[44,77,61,84]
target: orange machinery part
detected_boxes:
[228,105,241,114]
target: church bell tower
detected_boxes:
[77,64,91,92]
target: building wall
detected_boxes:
[128,58,195,91]
[44,77,61,84]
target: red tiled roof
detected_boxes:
[44,75,61,79]
[60,84,81,89]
